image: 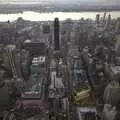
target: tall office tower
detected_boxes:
[103,12,106,24]
[108,14,111,23]
[115,17,120,32]
[105,14,112,30]
[115,35,120,56]
[54,18,60,50]
[96,14,100,24]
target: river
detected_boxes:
[0,11,120,22]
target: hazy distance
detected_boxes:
[0,0,118,5]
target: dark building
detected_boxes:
[54,18,60,50]
[96,14,100,24]
[24,41,46,56]
[43,25,50,34]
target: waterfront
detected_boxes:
[0,11,120,21]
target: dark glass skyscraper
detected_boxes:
[54,18,60,50]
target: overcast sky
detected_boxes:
[0,0,118,5]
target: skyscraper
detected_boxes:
[96,14,100,24]
[54,18,60,50]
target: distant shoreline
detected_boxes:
[0,10,120,14]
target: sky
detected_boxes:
[0,0,118,5]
